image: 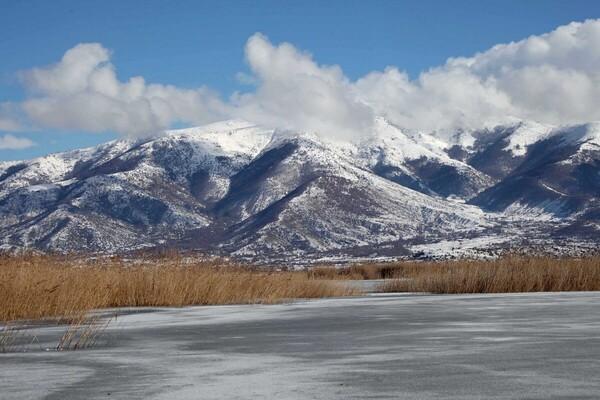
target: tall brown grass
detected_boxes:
[307,263,404,280]
[0,253,360,322]
[377,257,600,293]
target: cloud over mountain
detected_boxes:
[5,19,600,138]
[230,33,374,140]
[356,19,600,132]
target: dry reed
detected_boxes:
[307,263,403,280]
[376,257,600,293]
[0,253,359,322]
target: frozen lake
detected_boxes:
[2,292,600,399]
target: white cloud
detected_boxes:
[0,117,23,132]
[19,43,226,137]
[0,102,26,132]
[354,66,515,132]
[354,19,600,132]
[0,134,36,150]
[8,19,600,139]
[230,33,374,140]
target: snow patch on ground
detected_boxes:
[410,235,512,258]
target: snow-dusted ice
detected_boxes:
[2,292,600,399]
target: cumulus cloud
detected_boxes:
[19,43,226,137]
[355,19,600,132]
[8,19,600,139]
[14,35,374,140]
[0,134,36,150]
[230,33,374,139]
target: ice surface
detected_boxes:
[2,292,600,399]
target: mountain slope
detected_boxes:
[1,118,599,259]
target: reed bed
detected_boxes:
[4,253,598,324]
[0,254,359,322]
[377,257,600,293]
[307,263,404,280]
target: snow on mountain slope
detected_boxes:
[1,118,599,258]
[217,131,490,256]
[469,121,600,243]
[554,122,600,158]
[355,118,495,198]
[502,121,555,156]
[166,119,274,158]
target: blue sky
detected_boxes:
[1,0,600,161]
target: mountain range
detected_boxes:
[1,118,599,262]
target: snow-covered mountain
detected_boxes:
[1,118,599,260]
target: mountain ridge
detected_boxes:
[1,117,599,261]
